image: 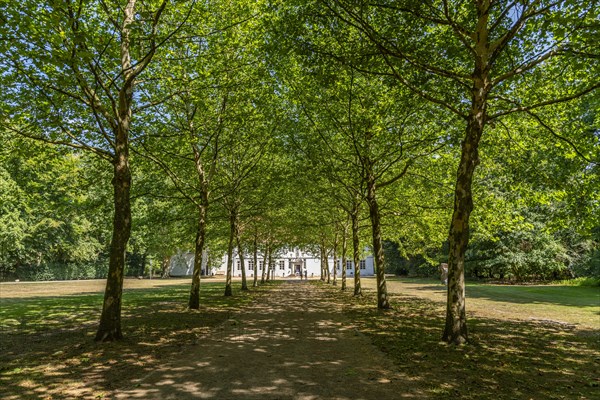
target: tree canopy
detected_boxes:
[1,0,597,344]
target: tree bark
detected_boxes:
[341,222,347,291]
[224,210,236,296]
[351,201,362,296]
[443,6,490,343]
[252,234,258,288]
[236,223,248,291]
[95,132,131,342]
[319,244,324,281]
[332,233,338,286]
[326,248,331,284]
[267,248,273,281]
[366,170,389,309]
[189,204,207,309]
[160,255,170,278]
[261,242,268,284]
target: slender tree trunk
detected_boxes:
[269,249,275,280]
[341,222,348,291]
[189,204,207,309]
[443,7,491,344]
[261,243,268,284]
[366,171,389,309]
[351,203,362,296]
[265,246,273,282]
[252,234,258,288]
[320,241,326,281]
[95,131,131,342]
[224,211,236,296]
[236,224,248,291]
[332,235,338,286]
[326,249,331,284]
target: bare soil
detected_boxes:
[1,279,420,399]
[113,280,417,399]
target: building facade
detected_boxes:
[170,247,375,278]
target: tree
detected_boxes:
[1,0,188,340]
[320,0,599,343]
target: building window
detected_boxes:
[360,260,366,269]
[236,260,241,270]
[346,260,353,269]
[279,260,285,270]
[259,261,263,270]
[248,260,254,269]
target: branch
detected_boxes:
[489,82,600,119]
[526,110,595,164]
[3,122,113,161]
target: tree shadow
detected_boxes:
[334,287,600,400]
[0,281,422,399]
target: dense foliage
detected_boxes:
[0,0,598,342]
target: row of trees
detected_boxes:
[1,0,597,344]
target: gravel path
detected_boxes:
[114,281,420,399]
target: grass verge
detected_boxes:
[319,281,600,400]
[0,280,276,400]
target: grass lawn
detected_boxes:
[0,278,266,400]
[361,277,600,329]
[324,277,600,400]
[1,277,598,399]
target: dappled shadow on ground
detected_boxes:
[111,280,422,399]
[0,283,254,399]
[1,281,422,400]
[2,280,599,399]
[328,285,600,400]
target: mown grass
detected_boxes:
[319,280,600,400]
[367,277,600,329]
[0,280,274,400]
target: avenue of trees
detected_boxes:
[0,1,598,344]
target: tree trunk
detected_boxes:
[261,243,268,284]
[351,203,362,296]
[326,249,331,284]
[443,46,489,343]
[252,234,258,288]
[224,211,236,296]
[189,205,207,309]
[266,248,273,281]
[341,222,347,291]
[160,255,170,278]
[236,223,248,291]
[332,233,338,286]
[367,172,389,309]
[95,135,131,342]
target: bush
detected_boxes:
[15,261,108,281]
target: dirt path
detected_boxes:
[114,281,420,399]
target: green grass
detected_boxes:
[380,276,600,328]
[0,282,254,334]
[0,280,274,400]
[555,277,600,287]
[319,281,600,400]
[465,281,599,307]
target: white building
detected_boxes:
[169,251,209,277]
[170,247,375,278]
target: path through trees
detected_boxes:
[114,281,418,399]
